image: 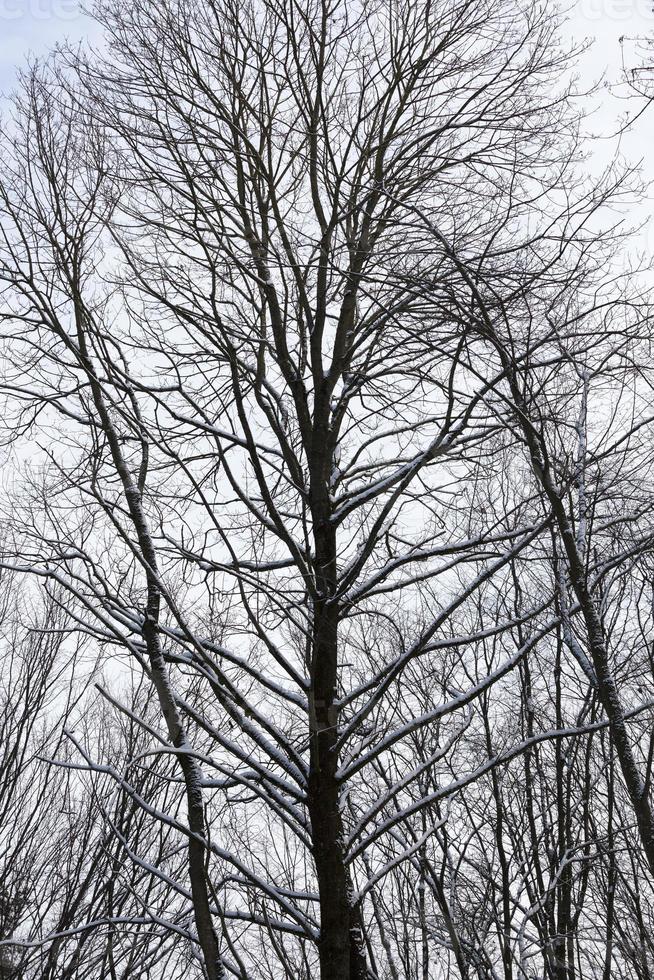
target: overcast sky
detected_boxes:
[1,1,652,89]
[0,1,89,92]
[0,1,652,121]
[0,0,653,242]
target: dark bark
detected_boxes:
[308,461,369,979]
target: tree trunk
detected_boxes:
[308,512,369,979]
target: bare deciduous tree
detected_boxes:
[1,1,654,977]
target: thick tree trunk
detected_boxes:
[308,514,369,980]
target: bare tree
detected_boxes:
[1,0,654,977]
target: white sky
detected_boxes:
[0,1,91,92]
[0,0,653,239]
[0,1,651,88]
